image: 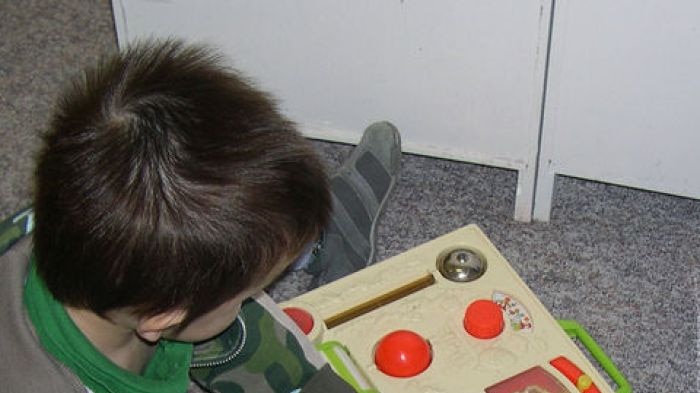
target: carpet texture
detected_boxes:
[1,1,697,392]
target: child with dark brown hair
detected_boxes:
[0,39,400,393]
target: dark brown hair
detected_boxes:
[33,39,330,321]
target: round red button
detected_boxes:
[283,307,315,335]
[374,330,432,377]
[464,299,504,339]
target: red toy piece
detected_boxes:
[550,356,601,393]
[464,299,505,339]
[283,307,315,335]
[374,330,432,377]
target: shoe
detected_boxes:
[306,121,402,287]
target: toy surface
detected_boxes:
[282,225,627,393]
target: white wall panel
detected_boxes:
[113,0,553,221]
[535,0,700,220]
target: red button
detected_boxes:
[283,307,314,335]
[464,299,504,339]
[374,330,432,377]
[550,356,600,393]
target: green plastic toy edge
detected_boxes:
[557,319,632,393]
[317,341,379,393]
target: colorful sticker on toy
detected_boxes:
[492,292,533,332]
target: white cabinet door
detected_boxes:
[535,0,700,220]
[113,0,552,221]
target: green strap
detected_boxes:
[558,319,632,393]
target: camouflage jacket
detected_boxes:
[0,207,354,393]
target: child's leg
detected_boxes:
[303,121,402,287]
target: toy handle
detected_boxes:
[557,320,631,393]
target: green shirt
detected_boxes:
[23,259,193,393]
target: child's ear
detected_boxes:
[135,309,187,343]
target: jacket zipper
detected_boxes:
[190,315,247,368]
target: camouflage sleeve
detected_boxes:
[0,207,34,256]
[190,293,353,393]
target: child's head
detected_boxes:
[33,40,330,331]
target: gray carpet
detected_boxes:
[1,1,698,392]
